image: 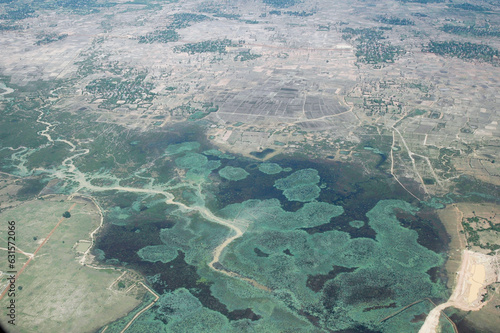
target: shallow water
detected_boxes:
[95,136,451,333]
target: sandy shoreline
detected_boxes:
[419,203,500,333]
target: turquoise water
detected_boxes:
[95,140,450,333]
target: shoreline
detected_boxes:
[437,204,466,291]
[419,203,500,333]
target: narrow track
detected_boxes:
[0,203,77,301]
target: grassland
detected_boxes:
[0,197,145,333]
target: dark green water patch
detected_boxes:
[426,266,445,284]
[249,148,275,159]
[447,311,484,333]
[306,265,357,292]
[327,271,396,306]
[304,215,377,240]
[96,224,260,322]
[254,247,270,257]
[375,153,387,168]
[147,252,261,322]
[410,313,427,323]
[214,153,419,219]
[246,163,259,170]
[363,302,397,313]
[272,156,418,240]
[211,156,289,209]
[100,191,139,209]
[395,209,450,254]
[16,177,47,200]
[94,220,173,264]
[144,125,211,160]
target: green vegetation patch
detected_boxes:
[258,162,283,175]
[263,0,300,8]
[349,220,365,228]
[48,0,116,14]
[355,41,404,64]
[35,33,68,45]
[169,13,210,29]
[461,215,500,253]
[220,198,343,231]
[138,29,179,43]
[448,3,489,12]
[175,152,208,169]
[0,23,21,30]
[342,27,404,64]
[215,199,445,332]
[234,51,262,62]
[186,160,221,180]
[85,74,155,108]
[441,24,500,38]
[0,5,37,20]
[212,13,240,19]
[0,99,47,149]
[25,141,71,169]
[165,141,201,156]
[188,111,209,120]
[16,178,47,199]
[137,244,178,263]
[218,166,250,181]
[274,168,321,202]
[174,39,238,54]
[282,183,321,202]
[377,16,414,26]
[400,0,443,3]
[202,149,235,159]
[173,151,221,180]
[342,27,385,41]
[155,288,203,322]
[274,168,320,189]
[283,10,313,16]
[108,206,132,225]
[423,41,499,65]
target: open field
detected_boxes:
[0,197,145,333]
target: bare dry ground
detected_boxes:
[1,0,498,195]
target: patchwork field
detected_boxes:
[0,0,499,332]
